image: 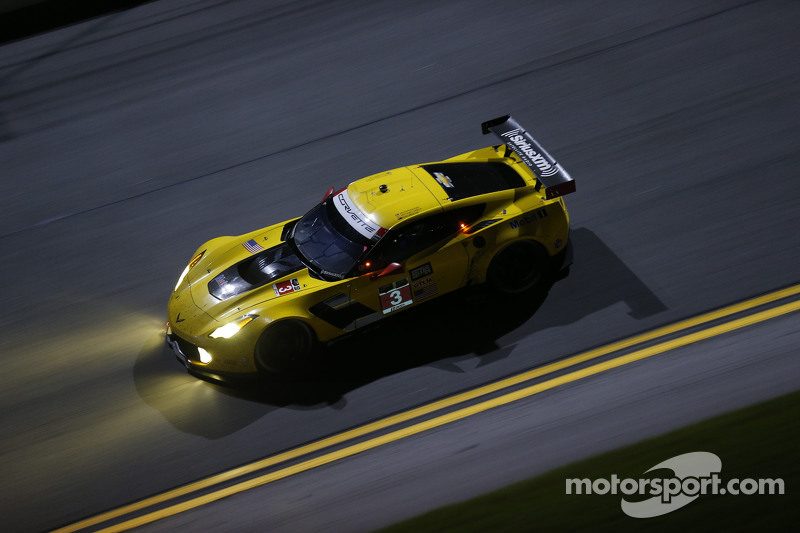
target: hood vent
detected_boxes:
[208,243,304,300]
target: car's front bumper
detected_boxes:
[165,327,189,369]
[165,326,257,383]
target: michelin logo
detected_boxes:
[501,129,559,177]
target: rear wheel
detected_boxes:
[254,320,317,373]
[486,241,550,294]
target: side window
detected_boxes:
[371,204,484,264]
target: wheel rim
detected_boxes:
[256,321,312,372]
[490,243,545,293]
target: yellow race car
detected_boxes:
[167,115,575,380]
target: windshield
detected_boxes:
[291,200,372,279]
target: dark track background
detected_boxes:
[1,1,799,530]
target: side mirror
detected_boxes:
[370,262,403,280]
[322,185,335,201]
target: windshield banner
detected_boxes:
[332,189,385,241]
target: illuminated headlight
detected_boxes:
[209,315,257,339]
[197,347,213,364]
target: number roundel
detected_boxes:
[379,279,413,314]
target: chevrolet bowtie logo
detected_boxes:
[175,313,185,323]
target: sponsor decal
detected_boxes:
[378,279,413,314]
[500,129,560,177]
[433,171,454,188]
[272,278,301,297]
[320,268,345,280]
[242,239,264,254]
[332,189,385,240]
[411,277,438,301]
[509,207,548,229]
[395,206,421,220]
[410,262,433,281]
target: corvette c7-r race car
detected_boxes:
[166,115,575,380]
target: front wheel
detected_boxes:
[254,320,317,373]
[486,241,550,294]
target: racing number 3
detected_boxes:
[388,290,404,306]
[379,279,413,314]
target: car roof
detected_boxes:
[345,156,531,231]
[346,166,443,230]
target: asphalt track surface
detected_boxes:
[1,0,799,531]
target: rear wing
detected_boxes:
[481,115,575,199]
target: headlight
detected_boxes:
[174,250,206,291]
[209,315,258,339]
[197,347,213,364]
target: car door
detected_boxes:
[350,205,484,329]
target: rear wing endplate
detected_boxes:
[481,115,575,199]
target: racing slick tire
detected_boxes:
[254,319,318,374]
[486,240,550,294]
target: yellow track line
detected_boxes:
[55,282,800,533]
[100,298,800,532]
